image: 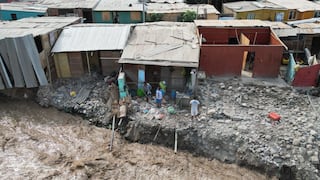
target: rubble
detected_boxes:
[36,73,117,126]
[123,77,320,179]
[36,73,320,179]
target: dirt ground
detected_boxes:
[0,97,271,180]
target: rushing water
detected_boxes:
[0,97,270,179]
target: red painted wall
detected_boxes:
[199,27,271,45]
[292,64,320,87]
[200,45,283,77]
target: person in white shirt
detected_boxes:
[190,96,200,120]
[156,87,163,108]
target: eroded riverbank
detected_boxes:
[0,98,269,179]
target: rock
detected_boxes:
[310,130,317,136]
[310,156,319,164]
[293,139,300,146]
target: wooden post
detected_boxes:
[110,115,115,151]
[86,51,91,75]
[174,129,178,153]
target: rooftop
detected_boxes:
[51,24,131,52]
[20,0,100,9]
[0,16,80,39]
[194,19,269,27]
[94,0,143,11]
[266,0,320,12]
[119,22,199,67]
[223,1,284,12]
[0,2,47,12]
[146,2,220,14]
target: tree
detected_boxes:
[148,13,163,22]
[180,10,197,22]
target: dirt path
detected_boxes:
[0,97,270,179]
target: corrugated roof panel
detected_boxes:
[94,0,143,11]
[119,22,199,67]
[0,17,81,40]
[146,3,220,14]
[23,34,48,86]
[267,0,320,12]
[0,2,47,12]
[224,1,285,12]
[51,24,131,52]
[15,36,38,88]
[0,55,12,89]
[194,19,269,27]
[24,0,99,9]
[5,38,25,87]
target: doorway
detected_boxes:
[242,51,255,77]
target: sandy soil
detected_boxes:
[0,97,270,179]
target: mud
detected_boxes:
[0,97,269,179]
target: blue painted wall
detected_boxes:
[0,10,46,21]
[93,11,143,24]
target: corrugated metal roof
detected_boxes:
[266,0,320,12]
[51,24,131,53]
[146,3,220,14]
[94,0,143,11]
[119,22,199,67]
[0,2,47,12]
[0,16,80,40]
[223,1,284,12]
[150,0,184,3]
[194,19,269,27]
[0,34,48,89]
[267,21,320,37]
[24,0,99,9]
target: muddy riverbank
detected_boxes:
[0,97,269,179]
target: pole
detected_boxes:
[174,129,178,153]
[142,1,145,23]
[110,115,115,151]
[86,51,91,75]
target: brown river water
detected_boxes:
[0,97,270,179]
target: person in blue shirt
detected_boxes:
[190,96,200,120]
[156,87,163,108]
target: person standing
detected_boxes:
[143,82,152,102]
[190,96,200,120]
[159,80,166,96]
[156,87,163,108]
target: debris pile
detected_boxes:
[124,77,320,179]
[36,73,117,126]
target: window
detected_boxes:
[314,11,320,18]
[288,10,296,20]
[275,12,284,21]
[10,14,17,20]
[102,12,111,21]
[247,13,255,19]
[130,12,141,21]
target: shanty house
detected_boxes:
[266,0,320,21]
[0,2,47,20]
[93,0,143,24]
[0,16,80,90]
[33,0,100,23]
[195,20,286,78]
[223,1,286,21]
[119,22,199,92]
[146,2,220,21]
[51,24,131,78]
